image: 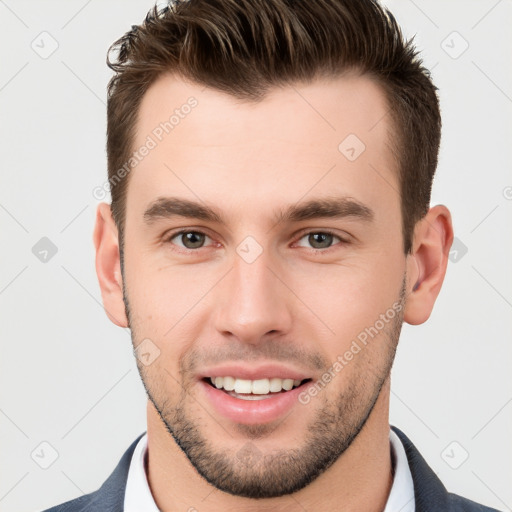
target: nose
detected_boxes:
[213,249,293,345]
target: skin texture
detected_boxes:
[94,73,453,511]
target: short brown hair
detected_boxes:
[106,0,441,255]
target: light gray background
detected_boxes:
[1,1,511,511]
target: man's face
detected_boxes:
[121,73,408,498]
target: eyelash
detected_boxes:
[163,228,349,254]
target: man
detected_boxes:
[43,0,499,510]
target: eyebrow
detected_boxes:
[143,195,374,226]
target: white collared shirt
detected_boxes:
[124,428,415,511]
[385,429,416,512]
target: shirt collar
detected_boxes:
[124,431,159,512]
[384,428,416,512]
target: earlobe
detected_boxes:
[93,203,129,328]
[404,205,454,325]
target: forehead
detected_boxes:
[126,72,399,228]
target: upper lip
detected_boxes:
[198,363,313,381]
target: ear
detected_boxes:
[404,205,454,325]
[93,202,128,328]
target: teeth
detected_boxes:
[251,378,270,394]
[222,376,235,391]
[234,379,252,394]
[269,377,283,392]
[282,379,294,391]
[208,376,304,394]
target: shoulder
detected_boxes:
[390,425,501,512]
[39,432,146,512]
[40,492,98,512]
[447,493,502,512]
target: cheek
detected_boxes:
[124,255,219,344]
[292,277,403,387]
[292,253,403,338]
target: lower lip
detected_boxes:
[199,379,310,425]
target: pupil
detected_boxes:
[183,232,204,248]
[309,232,332,249]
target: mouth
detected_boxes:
[199,375,314,424]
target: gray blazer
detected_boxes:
[41,425,501,511]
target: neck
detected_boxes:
[146,380,393,512]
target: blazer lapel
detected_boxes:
[391,425,449,511]
[84,431,146,511]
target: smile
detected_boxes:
[200,377,314,424]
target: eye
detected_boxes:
[166,230,213,250]
[295,231,345,251]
